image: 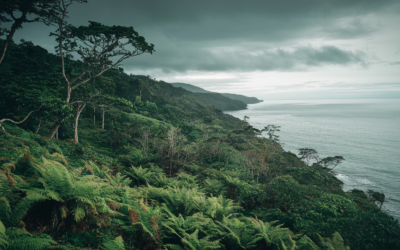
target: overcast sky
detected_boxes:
[9,0,400,100]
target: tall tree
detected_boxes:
[69,82,97,143]
[298,148,319,166]
[318,156,344,170]
[261,125,281,144]
[49,17,155,141]
[367,189,386,211]
[0,0,57,64]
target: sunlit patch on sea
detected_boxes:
[225,98,400,221]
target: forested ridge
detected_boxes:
[170,83,263,105]
[1,2,400,249]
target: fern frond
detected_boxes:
[73,206,86,222]
[51,153,68,167]
[6,229,56,250]
[215,218,244,249]
[0,220,7,250]
[296,235,319,250]
[324,232,349,250]
[180,237,197,250]
[164,244,185,250]
[1,163,16,172]
[0,221,5,235]
[0,197,11,223]
[102,236,125,250]
[22,188,63,202]
[8,191,47,226]
[59,206,68,219]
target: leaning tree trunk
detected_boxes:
[0,27,17,65]
[36,117,42,134]
[74,102,86,143]
[0,12,26,65]
[50,123,61,139]
[0,106,42,131]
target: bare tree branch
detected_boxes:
[0,105,42,131]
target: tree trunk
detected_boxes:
[0,12,26,65]
[0,27,17,65]
[56,129,59,139]
[93,105,95,128]
[49,15,70,139]
[50,123,61,139]
[74,103,86,143]
[36,118,42,134]
[102,107,105,130]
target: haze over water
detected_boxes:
[225,98,400,220]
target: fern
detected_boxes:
[73,207,86,222]
[324,232,350,250]
[215,217,245,249]
[165,244,185,250]
[125,165,154,186]
[6,191,48,226]
[51,153,68,167]
[205,196,240,221]
[296,235,320,250]
[102,236,125,250]
[203,178,228,197]
[162,186,206,216]
[162,211,222,250]
[247,218,296,250]
[6,228,56,250]
[0,220,8,250]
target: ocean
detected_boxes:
[225,98,400,220]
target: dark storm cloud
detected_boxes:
[7,0,400,73]
[125,45,368,72]
[322,17,382,39]
[64,0,397,41]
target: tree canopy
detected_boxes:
[0,0,59,64]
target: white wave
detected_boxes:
[335,173,349,181]
[356,178,373,185]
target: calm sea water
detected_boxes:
[225,99,400,220]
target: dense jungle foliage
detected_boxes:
[1,30,400,250]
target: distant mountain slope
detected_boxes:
[171,82,263,104]
[220,93,262,104]
[127,76,247,111]
[192,92,247,111]
[171,82,210,93]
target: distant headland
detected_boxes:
[171,82,263,104]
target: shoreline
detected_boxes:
[224,98,400,221]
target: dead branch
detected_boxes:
[0,105,42,131]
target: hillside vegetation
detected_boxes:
[1,30,400,250]
[171,83,263,104]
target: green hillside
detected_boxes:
[220,93,263,104]
[171,82,211,93]
[171,82,263,104]
[1,36,400,250]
